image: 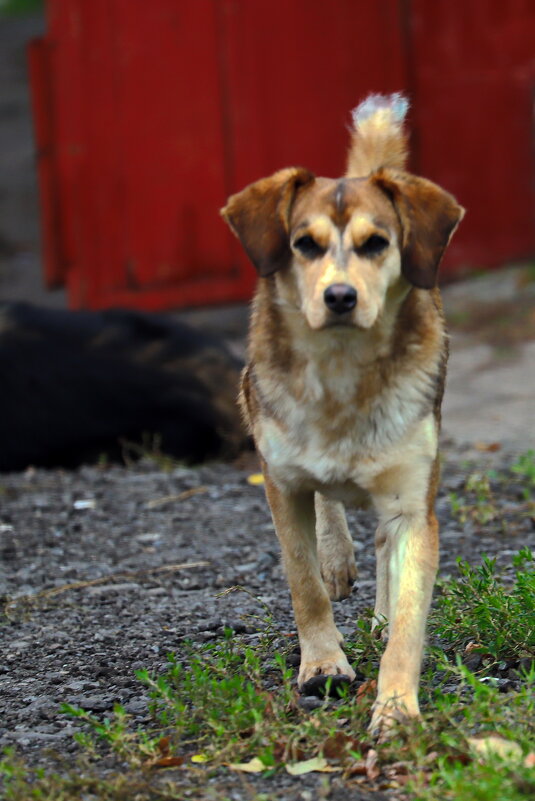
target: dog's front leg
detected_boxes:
[315,494,357,601]
[263,472,356,690]
[369,503,439,733]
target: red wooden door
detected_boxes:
[409,0,535,272]
[29,1,535,309]
[30,0,406,310]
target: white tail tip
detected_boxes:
[351,92,409,129]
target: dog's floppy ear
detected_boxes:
[221,167,315,277]
[373,169,465,288]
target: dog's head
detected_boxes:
[222,167,464,331]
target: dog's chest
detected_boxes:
[254,355,436,496]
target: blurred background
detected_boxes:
[0,0,534,312]
[0,0,533,463]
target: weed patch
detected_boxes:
[449,450,535,529]
[431,549,534,664]
[2,554,534,800]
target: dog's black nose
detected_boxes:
[323,284,357,314]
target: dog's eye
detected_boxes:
[293,235,325,259]
[356,234,389,258]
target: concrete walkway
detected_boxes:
[441,266,535,453]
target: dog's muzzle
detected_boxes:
[323,283,357,315]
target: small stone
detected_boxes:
[518,657,535,674]
[298,695,323,711]
[463,653,482,671]
[123,699,147,715]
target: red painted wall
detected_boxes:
[409,0,535,274]
[29,0,535,310]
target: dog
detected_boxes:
[0,303,247,471]
[222,93,464,734]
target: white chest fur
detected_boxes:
[254,354,439,502]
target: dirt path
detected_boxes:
[1,443,533,798]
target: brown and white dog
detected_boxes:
[222,94,464,733]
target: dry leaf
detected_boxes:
[474,442,501,452]
[366,748,381,780]
[357,679,377,699]
[228,757,266,773]
[467,735,523,762]
[150,755,184,768]
[346,760,368,776]
[384,761,410,786]
[143,739,184,770]
[246,473,265,486]
[395,775,411,786]
[464,641,481,654]
[322,732,367,760]
[285,757,339,775]
[423,750,439,763]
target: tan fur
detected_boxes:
[346,106,409,177]
[222,97,464,735]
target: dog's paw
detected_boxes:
[301,672,352,698]
[298,651,356,693]
[368,696,420,741]
[318,542,357,601]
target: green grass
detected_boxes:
[449,450,535,527]
[2,552,535,799]
[1,466,534,801]
[511,450,535,500]
[431,549,534,662]
[0,0,43,14]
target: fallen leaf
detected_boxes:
[384,761,411,786]
[247,473,265,486]
[322,732,367,760]
[423,751,439,763]
[467,735,523,762]
[285,756,339,775]
[346,760,368,776]
[474,442,501,452]
[357,679,377,699]
[228,757,266,773]
[524,752,535,768]
[157,737,170,755]
[150,755,184,768]
[444,751,472,766]
[464,641,481,654]
[190,753,210,764]
[366,748,381,780]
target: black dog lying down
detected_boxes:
[0,303,247,472]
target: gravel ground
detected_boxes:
[0,442,533,799]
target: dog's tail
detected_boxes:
[346,93,409,178]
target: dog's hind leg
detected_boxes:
[372,523,390,637]
[263,472,356,692]
[315,494,357,601]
